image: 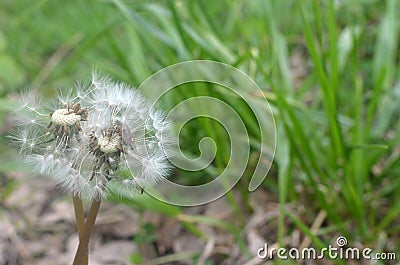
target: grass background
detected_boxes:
[0,0,399,264]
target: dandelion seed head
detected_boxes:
[9,71,172,201]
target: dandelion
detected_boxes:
[10,73,171,200]
[9,85,95,265]
[46,72,172,201]
[9,87,90,178]
[9,71,172,265]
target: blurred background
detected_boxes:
[0,0,399,264]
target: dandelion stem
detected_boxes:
[72,196,85,237]
[72,199,101,265]
[72,196,88,265]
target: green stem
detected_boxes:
[72,199,101,265]
[72,196,88,265]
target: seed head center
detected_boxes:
[98,135,121,154]
[51,108,81,126]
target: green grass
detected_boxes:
[1,0,399,264]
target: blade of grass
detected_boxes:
[276,123,291,246]
[299,3,345,165]
[267,74,344,228]
[344,74,367,234]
